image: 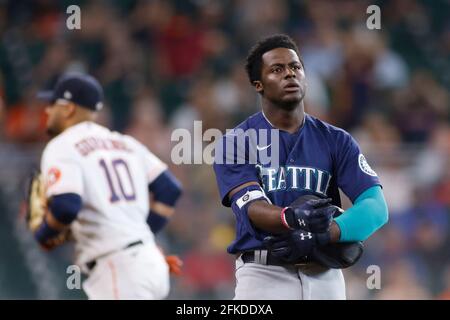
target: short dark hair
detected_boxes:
[245,34,302,84]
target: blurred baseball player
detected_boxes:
[213,34,389,299]
[27,73,182,299]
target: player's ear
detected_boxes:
[64,102,77,118]
[254,80,263,94]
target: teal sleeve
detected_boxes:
[334,185,388,242]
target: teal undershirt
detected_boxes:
[334,185,388,242]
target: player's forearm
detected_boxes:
[248,200,342,240]
[45,211,67,231]
[34,214,69,250]
[334,186,388,242]
[34,193,81,249]
[151,201,175,218]
[247,200,288,234]
[147,170,182,234]
[147,201,175,233]
[329,221,341,243]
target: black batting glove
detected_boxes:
[264,230,330,264]
[280,198,336,233]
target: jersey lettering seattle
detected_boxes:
[258,165,332,195]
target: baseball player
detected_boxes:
[28,73,182,299]
[213,34,389,300]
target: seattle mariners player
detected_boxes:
[30,73,182,299]
[213,34,389,300]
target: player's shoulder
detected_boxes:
[41,139,78,168]
[223,112,265,137]
[119,132,147,151]
[43,128,79,157]
[305,113,353,140]
[118,132,160,159]
[237,112,265,129]
[43,122,109,157]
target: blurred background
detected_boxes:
[0,0,449,299]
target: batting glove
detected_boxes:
[280,198,336,233]
[264,230,330,264]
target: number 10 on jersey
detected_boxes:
[99,158,136,202]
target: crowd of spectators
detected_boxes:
[0,0,449,299]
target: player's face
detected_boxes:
[45,102,66,137]
[258,48,306,109]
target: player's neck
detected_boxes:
[262,103,305,134]
[64,113,96,131]
[59,119,91,135]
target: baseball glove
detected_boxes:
[24,170,73,249]
[270,194,364,269]
[294,194,363,269]
[311,240,364,269]
[25,170,47,232]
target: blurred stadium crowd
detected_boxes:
[0,0,449,299]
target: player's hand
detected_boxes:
[281,198,336,233]
[264,230,330,264]
[165,255,183,276]
[40,228,73,251]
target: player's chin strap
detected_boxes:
[231,184,272,209]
